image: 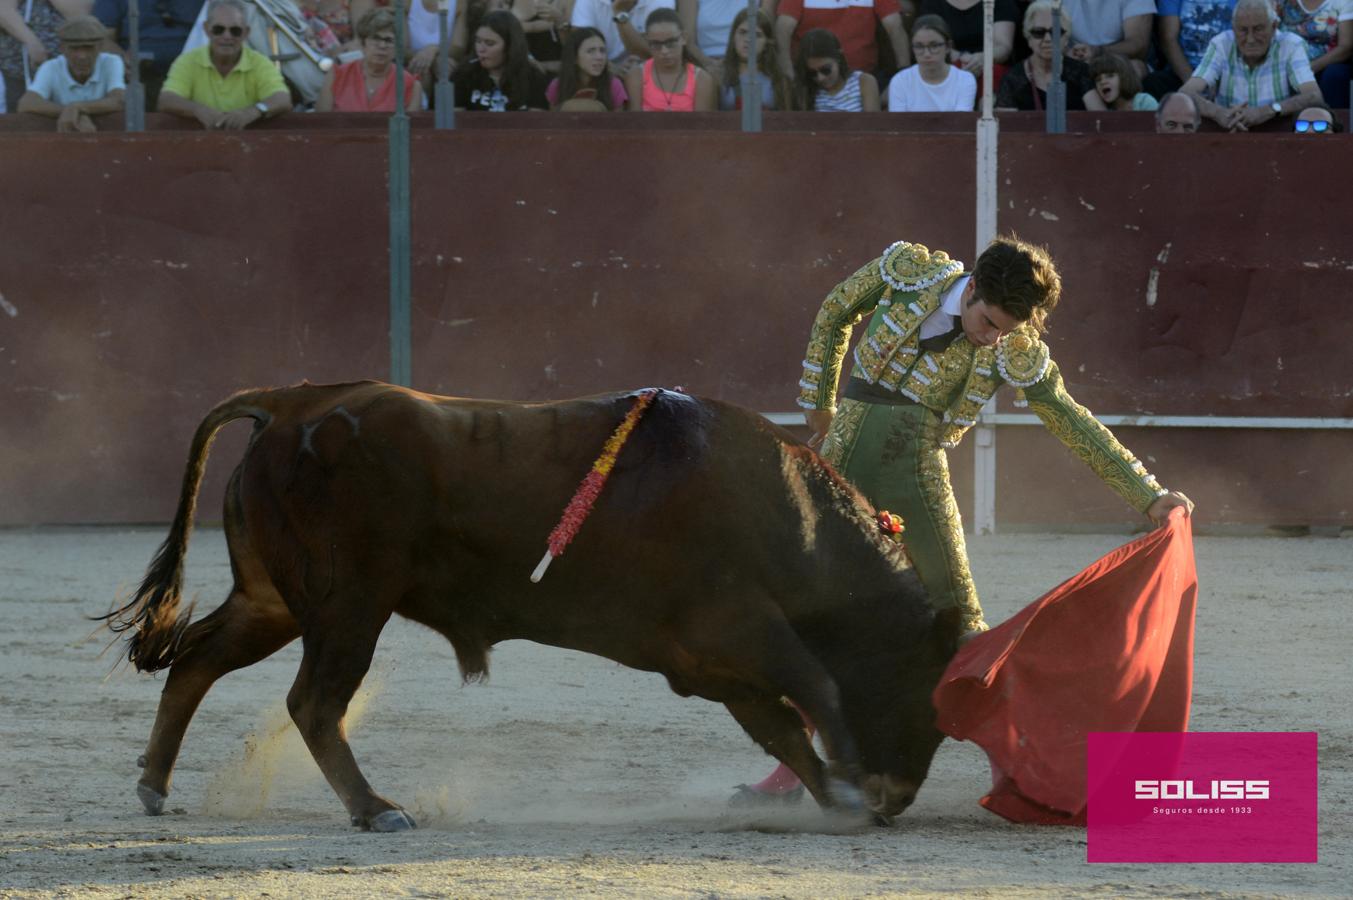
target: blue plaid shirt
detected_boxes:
[1193,29,1315,107]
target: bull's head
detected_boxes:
[818,593,960,819]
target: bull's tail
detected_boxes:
[97,390,276,672]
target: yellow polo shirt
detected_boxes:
[162,46,288,111]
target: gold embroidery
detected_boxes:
[995,325,1052,387]
[911,412,982,629]
[880,241,965,291]
[820,398,869,469]
[798,242,965,410]
[1024,361,1166,513]
[798,260,889,409]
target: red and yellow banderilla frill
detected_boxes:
[530,389,659,582]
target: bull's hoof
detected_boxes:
[368,809,417,832]
[871,812,895,827]
[827,778,866,813]
[137,782,166,816]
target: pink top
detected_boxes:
[640,60,697,112]
[329,60,420,112]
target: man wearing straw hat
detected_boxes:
[17,15,125,131]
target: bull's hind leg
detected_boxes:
[285,606,412,832]
[137,588,299,814]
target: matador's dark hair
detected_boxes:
[971,235,1061,333]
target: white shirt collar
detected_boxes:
[941,274,969,316]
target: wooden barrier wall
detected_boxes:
[1,114,1350,528]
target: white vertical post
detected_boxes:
[972,0,999,535]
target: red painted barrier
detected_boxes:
[1,115,1348,527]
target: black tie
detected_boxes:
[918,321,964,353]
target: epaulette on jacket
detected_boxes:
[878,241,965,293]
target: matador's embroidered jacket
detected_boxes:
[796,240,1168,513]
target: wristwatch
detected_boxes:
[1270,101,1283,116]
[612,11,630,24]
[254,101,269,118]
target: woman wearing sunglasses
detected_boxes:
[994,0,1103,112]
[795,27,879,112]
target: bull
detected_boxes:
[103,381,957,831]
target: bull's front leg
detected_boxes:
[723,697,830,803]
[678,613,869,821]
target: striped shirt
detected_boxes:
[1193,29,1315,107]
[814,70,864,112]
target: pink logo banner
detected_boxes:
[1087,732,1318,863]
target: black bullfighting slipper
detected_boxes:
[727,784,806,808]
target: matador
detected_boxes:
[796,236,1193,639]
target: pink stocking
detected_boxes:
[748,711,815,794]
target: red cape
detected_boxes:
[932,509,1198,825]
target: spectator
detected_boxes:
[1089,50,1158,109]
[91,0,201,111]
[794,26,879,111]
[775,0,911,81]
[1273,0,1352,109]
[1181,0,1320,131]
[1293,97,1340,130]
[453,7,548,107]
[918,0,1016,89]
[305,0,358,51]
[158,0,290,128]
[675,0,746,79]
[622,6,714,109]
[572,0,673,68]
[1058,0,1155,72]
[717,6,791,110]
[1154,88,1200,129]
[887,13,975,110]
[1,0,87,114]
[513,0,567,75]
[995,0,1105,111]
[316,7,421,110]
[404,0,455,82]
[547,23,627,108]
[16,13,123,128]
[1147,0,1236,98]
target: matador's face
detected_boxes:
[960,281,1023,347]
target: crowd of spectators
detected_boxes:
[1,0,1347,128]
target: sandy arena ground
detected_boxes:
[0,525,1347,898]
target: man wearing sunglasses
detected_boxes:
[1293,102,1340,133]
[158,0,289,129]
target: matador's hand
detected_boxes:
[1147,491,1194,526]
[805,409,834,450]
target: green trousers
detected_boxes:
[820,398,983,632]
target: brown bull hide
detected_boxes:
[102,382,955,830]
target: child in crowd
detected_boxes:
[547,25,627,110]
[717,7,793,111]
[795,28,879,112]
[1090,52,1158,112]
